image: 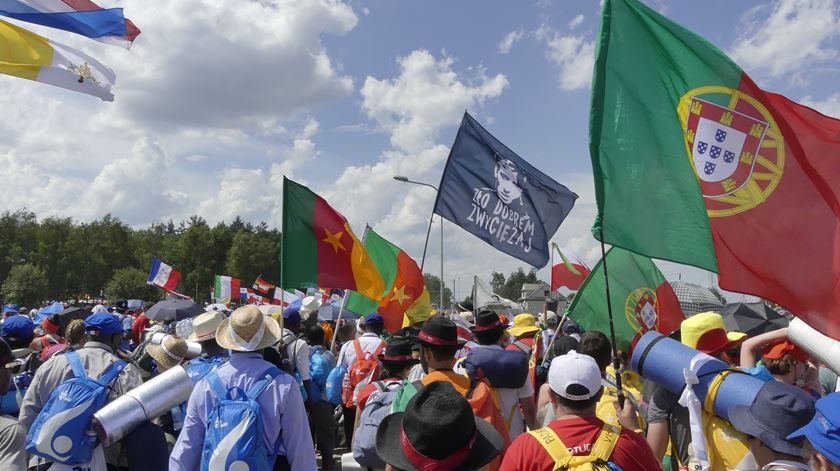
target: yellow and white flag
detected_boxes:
[0,19,115,101]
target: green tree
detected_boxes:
[104,268,161,301]
[423,273,452,310]
[226,231,280,288]
[1,264,47,307]
[488,267,543,300]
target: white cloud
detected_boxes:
[90,0,358,132]
[536,23,595,91]
[568,14,585,29]
[729,0,840,80]
[498,30,523,54]
[800,93,840,118]
[360,50,508,154]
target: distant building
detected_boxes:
[519,282,567,315]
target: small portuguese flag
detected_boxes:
[345,227,433,333]
[567,247,683,352]
[591,0,840,339]
[281,177,384,301]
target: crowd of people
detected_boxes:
[0,299,836,471]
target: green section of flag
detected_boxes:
[281,177,317,288]
[589,0,744,271]
[567,247,671,351]
[344,228,401,315]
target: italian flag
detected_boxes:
[591,0,840,339]
[345,227,433,333]
[550,244,590,291]
[567,247,683,351]
[214,275,240,304]
[282,178,384,301]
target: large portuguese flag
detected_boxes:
[567,247,683,352]
[345,227,432,332]
[281,177,384,300]
[591,0,840,339]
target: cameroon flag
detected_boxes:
[345,228,432,333]
[567,247,683,352]
[281,178,384,300]
[591,0,840,339]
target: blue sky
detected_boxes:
[1,0,838,301]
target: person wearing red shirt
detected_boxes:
[500,350,660,471]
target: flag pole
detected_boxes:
[419,213,434,272]
[598,229,625,408]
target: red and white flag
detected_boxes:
[253,276,275,295]
[551,244,591,291]
[273,288,301,307]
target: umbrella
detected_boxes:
[145,300,204,322]
[671,281,724,316]
[56,307,91,336]
[34,301,65,324]
[722,302,788,338]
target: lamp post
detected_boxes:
[393,175,445,312]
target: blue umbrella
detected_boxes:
[34,302,64,324]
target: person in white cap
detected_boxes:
[170,306,316,471]
[500,351,660,471]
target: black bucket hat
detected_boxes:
[376,381,504,471]
[379,340,420,367]
[471,310,505,334]
[412,316,466,349]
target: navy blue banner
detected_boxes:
[433,113,578,268]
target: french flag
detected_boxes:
[147,258,181,291]
[0,0,141,48]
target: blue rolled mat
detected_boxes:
[631,331,765,421]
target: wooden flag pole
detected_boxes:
[599,229,625,408]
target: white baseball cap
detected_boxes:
[548,350,602,401]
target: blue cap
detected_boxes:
[364,313,384,326]
[788,392,840,466]
[2,304,18,314]
[0,315,34,342]
[84,313,125,336]
[283,306,301,325]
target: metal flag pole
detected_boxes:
[599,229,625,408]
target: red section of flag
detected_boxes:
[162,270,181,291]
[313,198,357,291]
[550,248,590,291]
[378,251,425,332]
[709,74,840,339]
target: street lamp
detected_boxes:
[393,175,445,312]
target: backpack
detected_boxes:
[342,339,385,408]
[173,356,227,432]
[464,347,529,389]
[527,423,622,471]
[201,367,282,471]
[308,346,332,402]
[277,333,299,376]
[39,336,65,362]
[351,380,402,468]
[26,351,126,465]
[325,366,346,405]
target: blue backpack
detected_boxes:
[26,351,126,464]
[172,356,227,432]
[325,365,346,405]
[201,367,282,471]
[309,346,332,402]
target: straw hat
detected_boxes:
[216,305,281,352]
[147,336,189,371]
[188,311,226,342]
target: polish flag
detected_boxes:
[551,245,591,291]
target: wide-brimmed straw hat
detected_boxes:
[188,311,226,342]
[147,335,189,371]
[216,305,281,352]
[376,381,504,471]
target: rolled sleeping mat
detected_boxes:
[631,331,765,421]
[93,365,193,446]
[788,316,840,376]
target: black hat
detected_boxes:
[554,336,580,356]
[471,310,504,333]
[379,340,420,366]
[412,316,466,349]
[376,381,504,471]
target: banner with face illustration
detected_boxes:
[433,112,578,268]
